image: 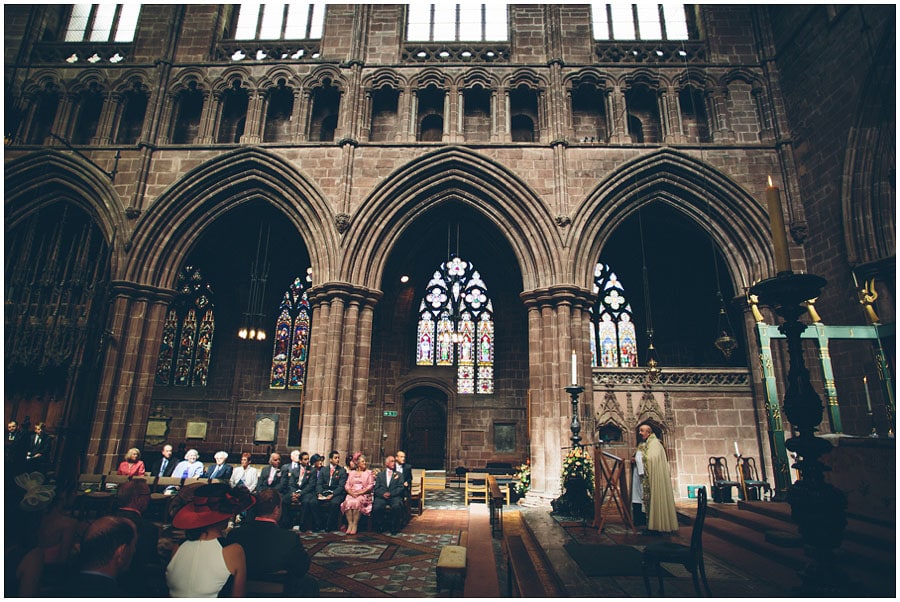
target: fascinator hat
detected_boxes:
[172,483,255,530]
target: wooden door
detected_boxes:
[404,396,446,470]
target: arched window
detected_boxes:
[416,256,494,394]
[270,269,312,390]
[156,265,216,387]
[590,263,637,368]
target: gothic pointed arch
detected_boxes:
[842,28,895,267]
[341,146,560,291]
[570,149,772,291]
[5,150,125,272]
[125,147,338,289]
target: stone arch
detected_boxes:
[621,67,669,90]
[5,150,126,275]
[505,69,548,90]
[303,65,346,91]
[109,70,152,95]
[18,69,64,97]
[125,147,338,289]
[211,67,254,94]
[412,68,449,89]
[168,68,212,94]
[842,28,895,266]
[363,68,406,91]
[564,68,614,91]
[457,67,496,89]
[256,66,303,90]
[341,146,559,291]
[720,67,763,89]
[67,68,110,94]
[673,68,715,92]
[570,149,772,291]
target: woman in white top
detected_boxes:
[166,483,255,597]
[172,448,204,479]
[230,452,259,492]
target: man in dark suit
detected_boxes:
[6,420,27,472]
[115,479,166,596]
[373,455,407,534]
[148,444,175,477]
[25,422,51,471]
[258,452,283,492]
[204,450,233,480]
[315,450,347,532]
[298,453,323,531]
[225,489,319,596]
[56,516,136,596]
[280,450,310,528]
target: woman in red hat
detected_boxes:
[165,483,255,597]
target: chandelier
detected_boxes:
[237,222,270,342]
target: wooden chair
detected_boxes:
[464,472,488,505]
[422,470,446,506]
[407,470,424,515]
[642,486,711,597]
[707,456,741,503]
[736,456,772,501]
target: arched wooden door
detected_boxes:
[403,394,446,470]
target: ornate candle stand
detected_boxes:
[565,384,585,448]
[750,273,852,595]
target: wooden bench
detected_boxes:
[436,545,467,593]
[488,475,504,536]
[506,535,545,597]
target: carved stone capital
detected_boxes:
[334,213,351,233]
[555,215,571,227]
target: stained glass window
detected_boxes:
[416,256,494,394]
[155,265,215,387]
[270,268,312,390]
[590,263,638,368]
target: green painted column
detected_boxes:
[755,323,792,498]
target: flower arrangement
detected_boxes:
[560,446,594,498]
[513,459,531,496]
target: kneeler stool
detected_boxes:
[436,545,467,593]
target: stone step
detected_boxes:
[734,500,895,551]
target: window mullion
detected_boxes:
[306,4,314,39]
[605,4,614,40]
[281,4,290,40]
[632,4,641,40]
[659,4,669,40]
[86,5,99,41]
[481,4,486,43]
[255,4,264,39]
[455,3,460,42]
[110,4,122,42]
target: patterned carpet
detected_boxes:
[301,530,462,597]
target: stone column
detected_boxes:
[85,281,176,473]
[303,283,382,457]
[49,93,76,145]
[196,90,217,144]
[710,87,733,142]
[240,89,263,144]
[611,85,628,143]
[661,86,679,143]
[94,91,117,145]
[442,88,451,142]
[520,285,593,503]
[289,88,303,142]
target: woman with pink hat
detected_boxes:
[165,483,255,597]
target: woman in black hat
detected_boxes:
[165,483,255,597]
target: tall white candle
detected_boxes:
[734,441,740,456]
[863,376,873,412]
[571,349,577,384]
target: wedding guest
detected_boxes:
[373,455,406,534]
[637,422,678,534]
[172,448,204,479]
[315,451,347,532]
[204,451,233,480]
[230,452,259,493]
[25,422,51,470]
[117,448,146,476]
[149,444,175,477]
[166,483,254,597]
[340,453,374,535]
[56,516,137,597]
[258,452,283,492]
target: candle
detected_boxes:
[734,441,740,456]
[766,176,792,274]
[571,349,577,384]
[863,376,873,413]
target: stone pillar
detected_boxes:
[611,85,628,143]
[85,281,176,473]
[710,87,733,142]
[156,92,177,144]
[407,88,418,142]
[94,91,117,145]
[290,89,303,142]
[520,285,593,502]
[661,86,679,144]
[240,89,263,144]
[196,90,216,144]
[442,88,451,142]
[49,93,76,145]
[303,283,382,458]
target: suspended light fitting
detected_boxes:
[638,209,661,384]
[237,222,270,342]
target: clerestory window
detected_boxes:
[406,3,508,42]
[234,3,325,40]
[591,3,689,40]
[65,4,141,42]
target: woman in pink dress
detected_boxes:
[340,453,374,534]
[117,447,146,476]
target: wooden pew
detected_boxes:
[505,534,545,597]
[488,475,504,536]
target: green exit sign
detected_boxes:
[383,410,398,417]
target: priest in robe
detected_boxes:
[637,422,679,533]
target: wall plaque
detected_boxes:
[255,414,278,444]
[186,421,208,439]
